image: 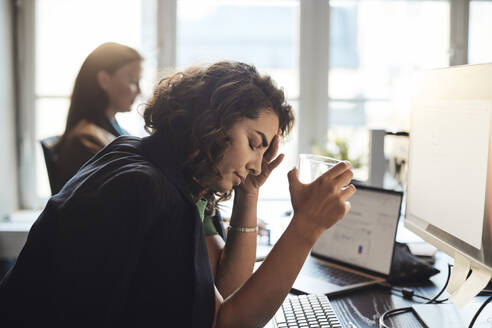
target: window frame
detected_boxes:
[16,0,38,209]
[15,0,473,209]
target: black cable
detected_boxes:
[391,287,430,301]
[478,289,492,296]
[379,263,453,327]
[378,307,413,328]
[468,295,492,328]
[390,287,433,302]
[381,263,453,305]
[426,263,453,304]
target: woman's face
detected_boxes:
[100,60,142,114]
[213,109,280,192]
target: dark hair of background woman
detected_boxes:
[143,61,295,212]
[64,42,143,133]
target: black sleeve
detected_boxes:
[55,169,185,326]
[93,169,213,328]
[88,168,214,328]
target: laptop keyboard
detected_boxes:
[273,294,343,328]
[302,260,373,286]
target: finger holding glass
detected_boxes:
[288,158,356,243]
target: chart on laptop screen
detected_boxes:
[312,187,402,275]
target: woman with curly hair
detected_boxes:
[0,61,355,327]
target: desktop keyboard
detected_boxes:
[273,294,343,328]
[302,260,373,286]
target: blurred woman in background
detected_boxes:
[53,42,142,193]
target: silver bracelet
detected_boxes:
[228,225,258,233]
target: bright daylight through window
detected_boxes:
[29,0,473,209]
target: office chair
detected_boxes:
[40,135,60,195]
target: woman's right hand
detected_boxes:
[287,161,356,243]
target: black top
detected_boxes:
[53,117,127,195]
[0,135,215,328]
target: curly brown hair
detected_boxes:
[143,61,294,211]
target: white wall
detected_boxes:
[0,0,19,219]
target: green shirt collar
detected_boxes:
[195,199,207,222]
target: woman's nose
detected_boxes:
[247,154,262,176]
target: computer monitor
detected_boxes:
[404,63,492,306]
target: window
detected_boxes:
[327,0,450,181]
[23,0,299,205]
[469,0,492,64]
[18,0,473,210]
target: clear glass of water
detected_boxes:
[297,154,341,184]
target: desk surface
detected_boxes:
[3,211,492,327]
[267,252,492,328]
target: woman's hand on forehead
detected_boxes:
[236,135,284,194]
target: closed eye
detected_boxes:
[249,140,255,150]
[254,130,269,148]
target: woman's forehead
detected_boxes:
[243,110,279,137]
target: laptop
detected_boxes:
[292,184,403,296]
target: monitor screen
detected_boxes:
[405,63,492,274]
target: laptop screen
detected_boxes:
[312,185,403,275]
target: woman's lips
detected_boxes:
[234,172,244,185]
